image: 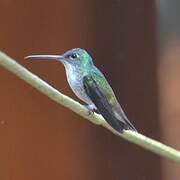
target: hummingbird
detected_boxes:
[25,48,137,133]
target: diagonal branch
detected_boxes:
[0,51,180,163]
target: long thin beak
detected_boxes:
[25,54,64,60]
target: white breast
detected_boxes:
[64,64,92,105]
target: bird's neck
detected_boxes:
[62,62,84,80]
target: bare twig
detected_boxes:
[0,51,180,163]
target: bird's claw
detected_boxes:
[84,104,97,116]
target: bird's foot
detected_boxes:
[84,104,98,116]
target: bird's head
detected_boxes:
[25,48,93,67]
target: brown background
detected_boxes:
[0,0,179,180]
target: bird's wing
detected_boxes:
[83,73,137,133]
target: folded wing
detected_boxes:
[83,74,137,133]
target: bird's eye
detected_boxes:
[70,53,78,59]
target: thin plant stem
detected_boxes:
[0,51,180,163]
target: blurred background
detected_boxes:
[0,0,179,179]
